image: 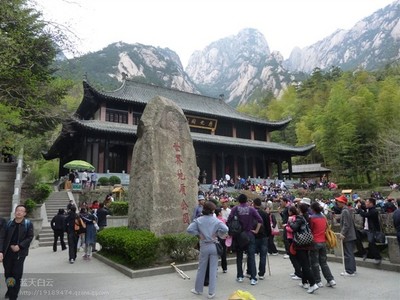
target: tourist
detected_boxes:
[192,194,206,220]
[335,195,357,276]
[285,206,303,280]
[355,198,383,264]
[50,208,67,252]
[187,201,228,299]
[65,206,78,263]
[215,207,228,273]
[80,208,98,260]
[265,204,279,255]
[2,205,34,300]
[220,197,231,222]
[81,170,88,189]
[278,197,291,259]
[90,171,97,190]
[96,202,111,231]
[227,193,263,286]
[309,202,336,287]
[393,199,400,251]
[289,203,319,294]
[253,198,271,280]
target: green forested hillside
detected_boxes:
[238,66,400,185]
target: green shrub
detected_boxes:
[109,201,128,216]
[159,233,198,262]
[109,175,121,185]
[32,183,52,204]
[98,177,109,186]
[24,199,36,216]
[97,227,159,268]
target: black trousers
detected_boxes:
[3,252,26,300]
[53,230,66,251]
[67,232,78,260]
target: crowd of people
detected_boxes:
[187,188,400,299]
[50,195,112,264]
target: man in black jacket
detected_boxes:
[253,198,271,279]
[51,209,67,252]
[2,204,34,300]
[96,203,111,231]
[356,198,382,264]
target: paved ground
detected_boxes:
[2,246,397,300]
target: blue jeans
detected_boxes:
[255,237,268,277]
[310,242,334,283]
[236,233,257,280]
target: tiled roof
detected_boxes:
[73,119,314,155]
[282,164,331,174]
[83,79,291,129]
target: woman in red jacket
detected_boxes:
[309,202,336,288]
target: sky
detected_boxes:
[34,0,395,67]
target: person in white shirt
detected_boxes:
[220,198,231,222]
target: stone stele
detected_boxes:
[128,96,199,236]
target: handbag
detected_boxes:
[373,231,386,244]
[293,216,314,246]
[323,216,337,249]
[270,215,280,236]
[215,242,223,256]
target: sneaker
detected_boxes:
[245,273,251,278]
[307,284,319,294]
[374,259,382,265]
[299,282,310,289]
[207,294,215,299]
[362,254,367,261]
[340,272,355,277]
[283,254,290,259]
[191,289,202,295]
[289,273,295,277]
[250,279,258,285]
[69,259,75,264]
[272,253,278,256]
[258,276,265,280]
[291,275,302,280]
[223,270,227,273]
[326,280,336,287]
[236,277,244,283]
[317,282,324,288]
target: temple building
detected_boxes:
[44,79,315,183]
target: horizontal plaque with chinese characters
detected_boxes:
[186,115,217,131]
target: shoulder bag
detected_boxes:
[293,216,314,246]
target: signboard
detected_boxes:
[72,183,82,191]
[186,115,217,131]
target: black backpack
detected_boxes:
[228,208,242,236]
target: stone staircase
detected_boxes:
[39,190,71,247]
[0,163,16,220]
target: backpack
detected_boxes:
[74,216,86,233]
[227,208,242,236]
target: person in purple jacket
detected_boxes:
[227,193,263,286]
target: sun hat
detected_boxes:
[300,197,311,205]
[335,195,348,204]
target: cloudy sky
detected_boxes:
[35,0,395,67]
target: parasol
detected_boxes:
[63,160,95,171]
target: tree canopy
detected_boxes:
[0,0,72,161]
[239,66,400,184]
